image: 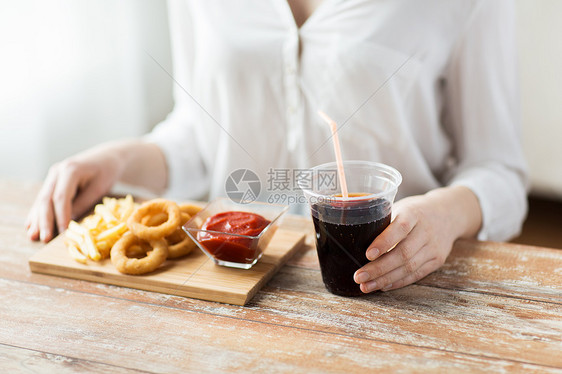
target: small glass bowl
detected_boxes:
[183,198,288,269]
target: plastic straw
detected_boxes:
[318,110,349,199]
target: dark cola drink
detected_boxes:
[311,194,391,296]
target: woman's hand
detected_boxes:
[26,146,124,242]
[354,186,482,293]
[26,140,167,242]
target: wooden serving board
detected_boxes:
[29,223,306,306]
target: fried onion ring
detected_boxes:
[127,199,181,241]
[138,211,194,258]
[125,242,151,259]
[167,234,196,259]
[179,203,202,217]
[141,212,168,226]
[110,232,168,275]
[166,212,196,259]
[142,212,190,228]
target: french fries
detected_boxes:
[65,195,136,263]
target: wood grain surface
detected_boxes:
[1,180,561,373]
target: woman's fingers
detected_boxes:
[52,166,80,234]
[28,165,59,241]
[365,208,417,261]
[355,223,429,289]
[375,257,444,292]
[26,142,133,243]
[71,181,107,220]
[38,197,55,242]
[26,203,39,239]
[26,214,39,241]
[358,241,434,293]
[28,161,86,242]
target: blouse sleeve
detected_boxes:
[442,0,529,241]
[143,0,209,200]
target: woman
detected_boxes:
[26,0,528,294]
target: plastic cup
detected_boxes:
[299,160,402,296]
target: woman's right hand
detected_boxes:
[26,145,124,243]
[26,139,168,243]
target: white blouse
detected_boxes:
[146,0,528,241]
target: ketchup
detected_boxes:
[197,211,271,264]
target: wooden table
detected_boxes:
[1,180,561,373]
